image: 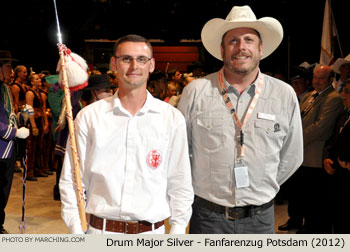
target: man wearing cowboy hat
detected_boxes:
[178,5,303,234]
[331,54,350,93]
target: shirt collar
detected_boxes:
[317,85,332,96]
[109,90,161,115]
[139,91,162,114]
[223,70,259,97]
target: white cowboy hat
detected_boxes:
[331,54,350,74]
[201,5,283,61]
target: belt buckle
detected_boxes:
[125,221,138,234]
[225,207,240,220]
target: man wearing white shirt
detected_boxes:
[60,34,194,234]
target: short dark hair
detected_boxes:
[113,34,153,57]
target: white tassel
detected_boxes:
[57,48,88,91]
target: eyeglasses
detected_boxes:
[115,55,152,65]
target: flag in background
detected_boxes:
[320,0,336,65]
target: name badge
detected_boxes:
[257,112,275,121]
[234,166,250,188]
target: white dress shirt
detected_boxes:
[178,71,303,208]
[60,91,193,234]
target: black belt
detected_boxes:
[194,196,273,220]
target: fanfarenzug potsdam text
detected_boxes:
[106,237,308,248]
[204,238,307,247]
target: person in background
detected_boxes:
[107,71,118,93]
[331,54,350,93]
[167,68,182,85]
[25,73,49,181]
[187,62,205,78]
[178,5,303,234]
[38,76,54,176]
[294,65,343,233]
[10,65,28,114]
[60,34,193,234]
[10,65,28,173]
[323,78,350,234]
[163,81,177,103]
[277,67,313,231]
[1,56,29,234]
[80,74,115,106]
[46,75,64,200]
[290,66,312,102]
[53,88,82,201]
[148,71,167,100]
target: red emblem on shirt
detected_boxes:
[146,150,162,169]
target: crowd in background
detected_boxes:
[1,51,350,234]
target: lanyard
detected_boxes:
[217,68,264,157]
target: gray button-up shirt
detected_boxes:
[178,71,303,207]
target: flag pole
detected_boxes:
[53,0,87,232]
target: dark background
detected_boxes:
[1,0,349,78]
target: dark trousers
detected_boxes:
[53,156,63,199]
[285,166,333,233]
[284,167,305,225]
[26,118,43,177]
[41,131,52,172]
[0,149,16,229]
[301,166,332,233]
[189,199,275,234]
[331,169,350,234]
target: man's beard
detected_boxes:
[222,49,260,76]
[224,58,260,76]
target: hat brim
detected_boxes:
[331,58,350,74]
[201,17,283,61]
[0,58,19,62]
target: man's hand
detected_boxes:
[338,158,350,172]
[32,127,39,136]
[16,127,30,139]
[323,158,335,175]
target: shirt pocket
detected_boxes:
[254,120,274,134]
[254,119,285,148]
[195,112,224,151]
